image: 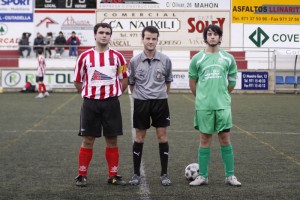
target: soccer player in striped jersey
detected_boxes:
[35,49,49,98]
[73,23,129,187]
[188,24,241,187]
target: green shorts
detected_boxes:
[194,109,232,134]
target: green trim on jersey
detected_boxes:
[188,50,237,110]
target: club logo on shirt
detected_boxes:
[218,58,224,64]
[91,70,113,81]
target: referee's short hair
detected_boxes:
[203,24,223,44]
[142,26,159,39]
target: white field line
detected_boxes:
[3,130,299,135]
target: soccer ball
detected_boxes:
[185,163,199,181]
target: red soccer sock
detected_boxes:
[42,83,47,92]
[78,147,93,176]
[105,147,119,177]
[38,83,42,93]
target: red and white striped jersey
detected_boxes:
[36,55,46,77]
[74,48,129,99]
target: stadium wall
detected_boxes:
[0,0,299,93]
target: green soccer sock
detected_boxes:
[220,144,234,177]
[198,147,211,178]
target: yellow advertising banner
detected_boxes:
[232,0,300,24]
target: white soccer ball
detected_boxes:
[185,163,199,181]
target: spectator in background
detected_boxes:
[45,32,53,58]
[33,32,45,57]
[66,31,81,58]
[54,31,66,58]
[18,32,31,58]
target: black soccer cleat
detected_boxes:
[107,175,126,186]
[75,175,87,187]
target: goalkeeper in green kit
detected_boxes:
[188,24,241,187]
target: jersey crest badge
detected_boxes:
[91,70,112,81]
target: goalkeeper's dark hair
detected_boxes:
[203,24,223,45]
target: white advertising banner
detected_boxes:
[97,0,230,10]
[34,10,96,46]
[0,0,33,22]
[97,11,230,48]
[0,22,34,50]
[1,69,74,89]
[236,72,242,90]
[274,49,300,56]
[244,25,300,48]
[171,71,189,89]
[1,69,242,90]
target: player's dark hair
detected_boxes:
[203,24,223,44]
[94,22,112,35]
[37,48,43,55]
[142,26,159,39]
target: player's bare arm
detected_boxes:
[74,81,82,93]
[166,82,171,94]
[189,79,197,96]
[130,85,134,93]
[120,78,128,93]
[228,86,235,93]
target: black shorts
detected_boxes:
[133,99,170,129]
[36,76,44,82]
[78,97,123,137]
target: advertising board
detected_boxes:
[97,11,230,48]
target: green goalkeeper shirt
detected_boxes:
[188,49,237,110]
